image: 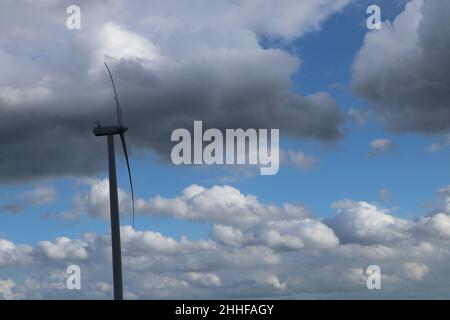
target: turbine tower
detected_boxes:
[93,63,135,300]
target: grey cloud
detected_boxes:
[0,0,346,183]
[352,0,450,134]
[1,186,57,214]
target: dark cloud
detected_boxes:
[0,0,345,183]
[352,0,450,133]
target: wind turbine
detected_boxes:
[93,63,135,300]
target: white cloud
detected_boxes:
[260,229,305,250]
[24,186,57,206]
[66,180,311,227]
[121,226,188,254]
[328,200,411,245]
[418,213,450,239]
[38,237,88,260]
[264,274,287,291]
[0,239,33,266]
[63,179,131,220]
[263,219,339,249]
[369,139,396,156]
[211,225,246,247]
[187,272,221,287]
[0,279,23,300]
[281,149,318,170]
[1,185,57,214]
[95,22,161,68]
[403,262,429,281]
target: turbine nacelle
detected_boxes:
[93,125,128,137]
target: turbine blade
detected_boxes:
[120,132,135,227]
[104,62,123,126]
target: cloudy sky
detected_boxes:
[1,0,450,299]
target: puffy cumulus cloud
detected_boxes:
[1,212,450,298]
[121,227,182,254]
[120,226,216,256]
[68,181,335,251]
[147,184,310,227]
[417,213,450,239]
[0,0,347,183]
[61,179,132,220]
[37,237,89,260]
[6,182,450,298]
[0,239,33,266]
[259,229,306,250]
[352,0,450,134]
[211,219,338,251]
[211,225,246,247]
[66,180,311,226]
[327,200,411,245]
[260,219,339,250]
[0,227,286,299]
